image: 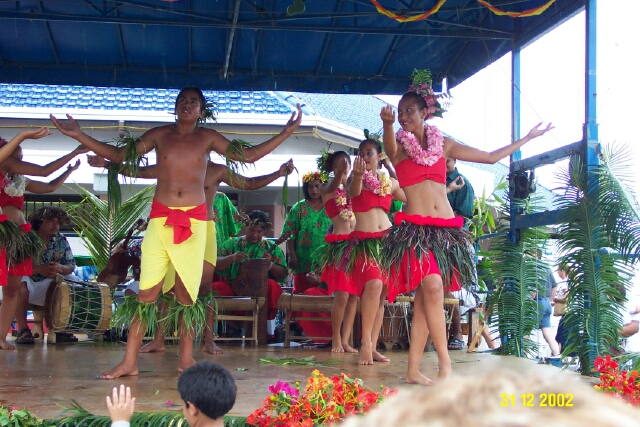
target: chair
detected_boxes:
[277,292,336,348]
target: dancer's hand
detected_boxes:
[19,127,52,140]
[279,159,294,177]
[525,122,554,140]
[50,114,83,139]
[106,384,135,423]
[353,157,366,177]
[87,154,108,168]
[283,104,303,134]
[447,176,465,193]
[67,159,81,172]
[335,156,348,176]
[380,105,396,126]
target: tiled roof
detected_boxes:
[0,84,293,114]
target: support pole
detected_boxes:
[508,46,521,243]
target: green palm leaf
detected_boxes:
[67,185,155,273]
[555,147,639,375]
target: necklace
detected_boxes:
[396,124,444,166]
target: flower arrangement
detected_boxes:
[593,355,640,406]
[3,173,27,197]
[363,170,391,196]
[334,185,355,222]
[0,406,41,427]
[316,149,333,175]
[409,69,446,119]
[396,124,444,167]
[247,370,397,427]
[302,171,329,184]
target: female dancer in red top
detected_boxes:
[381,72,553,383]
[0,131,86,349]
[317,150,358,353]
[347,138,405,365]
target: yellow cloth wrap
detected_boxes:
[140,212,207,303]
[163,220,217,294]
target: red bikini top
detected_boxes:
[395,156,446,188]
[324,197,342,219]
[351,190,392,214]
[0,187,24,210]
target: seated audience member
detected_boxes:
[107,361,236,427]
[340,371,640,427]
[13,207,81,343]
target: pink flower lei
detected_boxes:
[396,125,444,167]
[334,185,355,222]
[363,170,391,197]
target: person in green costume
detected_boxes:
[282,171,331,294]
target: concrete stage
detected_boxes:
[0,337,581,420]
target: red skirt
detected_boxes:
[321,234,356,295]
[344,230,388,298]
[385,213,472,303]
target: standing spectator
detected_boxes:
[282,172,331,294]
[536,261,560,357]
[444,158,476,350]
[213,192,242,248]
[14,207,81,343]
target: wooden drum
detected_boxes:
[378,302,410,351]
[44,281,112,333]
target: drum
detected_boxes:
[379,302,410,350]
[230,258,269,297]
[44,281,112,333]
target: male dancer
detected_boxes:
[52,87,301,378]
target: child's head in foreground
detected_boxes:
[178,361,237,424]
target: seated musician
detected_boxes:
[213,210,286,321]
[14,207,81,343]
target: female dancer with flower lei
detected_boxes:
[347,139,405,365]
[381,70,553,384]
[316,150,358,353]
[0,132,86,349]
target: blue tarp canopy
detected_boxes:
[0,0,583,94]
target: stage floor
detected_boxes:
[1,335,582,420]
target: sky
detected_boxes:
[378,1,640,196]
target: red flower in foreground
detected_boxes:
[248,370,398,426]
[594,355,640,406]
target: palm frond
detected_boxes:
[484,195,550,358]
[554,150,638,375]
[68,185,155,272]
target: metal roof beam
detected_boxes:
[252,29,262,76]
[378,0,422,76]
[82,0,103,16]
[37,1,59,64]
[0,11,511,39]
[315,0,344,76]
[443,6,490,78]
[223,0,241,80]
[115,7,127,68]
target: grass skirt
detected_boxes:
[382,212,476,302]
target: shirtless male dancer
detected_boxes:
[89,154,294,355]
[51,87,302,378]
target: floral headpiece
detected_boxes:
[409,69,445,120]
[302,171,329,184]
[316,148,333,174]
[363,129,382,145]
[233,211,274,231]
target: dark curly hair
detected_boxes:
[400,91,428,112]
[29,206,71,231]
[175,87,207,113]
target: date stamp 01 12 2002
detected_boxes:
[500,393,574,407]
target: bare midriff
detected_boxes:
[354,208,391,233]
[1,205,26,225]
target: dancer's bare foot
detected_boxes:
[100,362,139,379]
[139,340,165,353]
[406,371,435,386]
[372,350,390,362]
[332,344,345,353]
[0,339,16,350]
[342,342,358,353]
[178,358,197,372]
[438,360,452,380]
[359,342,374,365]
[204,341,224,355]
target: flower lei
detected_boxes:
[3,173,26,197]
[363,170,391,196]
[396,124,444,167]
[334,185,355,222]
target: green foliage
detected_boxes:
[469,176,507,242]
[67,185,154,273]
[198,101,217,126]
[555,146,640,375]
[107,129,149,214]
[484,196,550,358]
[0,406,41,427]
